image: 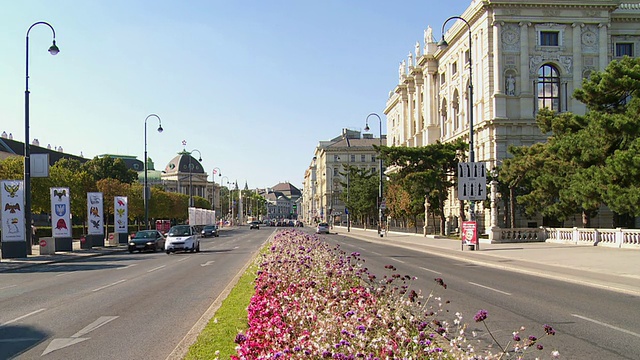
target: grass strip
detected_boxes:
[184,262,257,360]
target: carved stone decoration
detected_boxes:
[543,9,558,17]
[529,54,573,75]
[583,10,599,17]
[501,23,520,52]
[581,26,599,53]
[505,72,516,96]
[505,9,521,16]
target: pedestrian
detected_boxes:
[31,223,38,245]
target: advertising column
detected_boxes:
[51,187,73,251]
[87,192,104,247]
[114,196,128,244]
[1,180,27,258]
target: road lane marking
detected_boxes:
[201,261,215,267]
[92,279,126,292]
[56,272,75,277]
[147,265,166,273]
[0,284,17,290]
[177,256,190,262]
[468,282,512,296]
[71,316,118,338]
[419,267,442,275]
[0,308,46,328]
[115,264,138,270]
[572,314,640,338]
[391,258,406,264]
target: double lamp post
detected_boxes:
[143,114,163,230]
[365,113,384,237]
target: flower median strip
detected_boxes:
[188,229,560,359]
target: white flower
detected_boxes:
[552,350,560,358]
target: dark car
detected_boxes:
[249,221,260,229]
[201,225,219,238]
[128,230,166,253]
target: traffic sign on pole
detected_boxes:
[457,162,487,201]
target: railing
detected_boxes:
[544,227,640,249]
[489,227,640,248]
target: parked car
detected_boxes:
[165,225,200,254]
[128,230,166,253]
[201,225,219,238]
[316,222,330,234]
[249,221,260,230]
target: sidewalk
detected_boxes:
[334,226,640,296]
[0,240,127,272]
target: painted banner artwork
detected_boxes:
[1,180,25,242]
[87,192,104,235]
[114,196,128,233]
[51,187,72,238]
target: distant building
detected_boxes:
[261,182,302,220]
[303,129,385,225]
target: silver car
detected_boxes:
[316,222,330,234]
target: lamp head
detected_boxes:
[364,123,370,132]
[437,37,449,50]
[157,124,163,133]
[48,40,60,55]
[198,157,202,162]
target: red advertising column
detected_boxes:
[461,221,477,250]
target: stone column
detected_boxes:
[493,22,503,95]
[598,23,609,70]
[423,195,429,236]
[519,22,531,93]
[572,23,584,113]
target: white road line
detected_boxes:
[92,279,126,292]
[0,284,17,290]
[391,258,406,264]
[56,272,75,277]
[572,314,640,338]
[147,265,166,273]
[177,256,190,262]
[116,264,138,270]
[419,267,442,275]
[0,308,46,328]
[468,282,512,296]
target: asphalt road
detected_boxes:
[0,227,271,360]
[317,229,640,360]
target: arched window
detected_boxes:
[452,90,460,131]
[537,64,560,111]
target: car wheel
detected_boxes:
[166,250,171,254]
[128,249,134,254]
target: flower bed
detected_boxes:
[233,229,558,359]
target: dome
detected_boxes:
[164,150,205,175]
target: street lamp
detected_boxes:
[211,167,221,212]
[438,16,477,248]
[365,113,384,237]
[24,21,59,257]
[187,149,202,208]
[144,114,163,230]
[343,134,351,232]
[221,176,230,222]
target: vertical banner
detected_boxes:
[51,187,72,238]
[1,180,25,242]
[114,196,128,233]
[87,192,104,235]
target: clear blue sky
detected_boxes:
[1,0,470,190]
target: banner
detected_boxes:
[114,196,128,233]
[51,187,72,238]
[462,221,478,246]
[87,192,104,235]
[1,180,25,242]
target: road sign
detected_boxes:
[39,239,47,247]
[380,201,386,210]
[457,162,487,201]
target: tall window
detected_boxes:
[616,43,634,57]
[537,64,561,111]
[540,31,559,46]
[360,154,366,162]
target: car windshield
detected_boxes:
[168,226,190,236]
[135,231,155,238]
[203,226,214,231]
[318,223,328,227]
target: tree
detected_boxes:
[339,166,377,227]
[380,140,466,235]
[84,156,138,184]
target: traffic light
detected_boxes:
[292,204,297,213]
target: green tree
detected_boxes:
[339,166,377,228]
[0,156,23,180]
[380,140,466,235]
[84,156,138,184]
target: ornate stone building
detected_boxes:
[302,129,386,225]
[385,0,640,233]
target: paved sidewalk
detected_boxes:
[333,226,640,296]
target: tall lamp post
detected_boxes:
[187,149,202,208]
[221,176,230,222]
[23,22,59,257]
[343,134,351,232]
[365,113,384,237]
[438,16,477,248]
[144,114,163,230]
[211,167,221,212]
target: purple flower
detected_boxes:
[544,324,556,335]
[537,344,544,350]
[474,309,488,322]
[513,334,521,341]
[234,333,247,344]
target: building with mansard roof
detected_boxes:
[384,0,640,235]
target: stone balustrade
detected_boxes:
[489,226,640,249]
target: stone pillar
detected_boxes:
[598,23,609,70]
[407,86,415,142]
[493,22,504,95]
[572,23,584,114]
[423,195,429,236]
[519,22,531,93]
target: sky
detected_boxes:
[1,0,471,191]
